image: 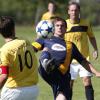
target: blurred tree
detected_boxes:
[34,0,46,26]
[0,0,37,24]
[0,0,70,24]
[55,0,69,19]
[81,0,100,26]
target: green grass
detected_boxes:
[0,25,100,100]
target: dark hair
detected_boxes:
[0,16,15,38]
[51,16,67,28]
[49,1,56,6]
[48,1,57,12]
[67,1,80,10]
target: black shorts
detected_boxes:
[38,66,71,100]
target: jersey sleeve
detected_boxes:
[0,49,10,66]
[71,43,86,64]
[32,38,44,51]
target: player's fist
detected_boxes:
[95,72,100,78]
[92,50,98,60]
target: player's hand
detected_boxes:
[41,58,56,73]
[95,72,100,77]
[42,47,49,51]
[92,50,98,60]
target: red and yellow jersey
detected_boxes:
[65,19,94,62]
[0,39,38,88]
[41,12,57,20]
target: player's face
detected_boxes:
[54,21,66,38]
[68,4,80,20]
[48,3,55,13]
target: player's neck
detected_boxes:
[69,18,80,24]
[49,11,54,14]
[54,34,64,39]
[5,37,17,43]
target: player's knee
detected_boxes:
[70,80,74,88]
[82,77,92,86]
[56,93,66,100]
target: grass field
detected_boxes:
[0,25,100,100]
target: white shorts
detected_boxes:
[0,85,39,100]
[70,63,93,80]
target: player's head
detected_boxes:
[48,1,56,13]
[51,17,67,37]
[0,16,15,38]
[67,1,80,20]
[51,16,67,29]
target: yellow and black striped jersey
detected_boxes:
[65,19,94,62]
[41,12,57,20]
[0,39,38,88]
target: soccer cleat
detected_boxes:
[41,58,56,73]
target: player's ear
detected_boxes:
[49,17,55,33]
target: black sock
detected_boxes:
[85,85,94,100]
[70,88,73,100]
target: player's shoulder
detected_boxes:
[65,19,70,23]
[12,39,29,47]
[32,38,47,47]
[0,43,10,55]
[1,39,27,51]
[65,19,72,26]
[35,37,46,43]
[66,19,69,21]
[80,19,90,25]
[42,12,49,17]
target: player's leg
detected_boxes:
[82,77,94,100]
[48,71,71,100]
[79,64,94,100]
[56,93,66,100]
[70,80,74,100]
[70,63,79,100]
[0,85,39,100]
[39,65,67,100]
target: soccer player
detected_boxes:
[41,1,57,20]
[64,2,98,100]
[32,17,100,100]
[0,16,39,100]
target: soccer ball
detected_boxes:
[36,20,54,38]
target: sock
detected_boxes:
[85,85,94,100]
[70,88,73,100]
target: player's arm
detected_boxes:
[0,66,8,89]
[87,23,98,59]
[32,38,44,52]
[89,37,98,59]
[80,60,100,77]
[72,43,100,77]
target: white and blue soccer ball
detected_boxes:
[36,20,54,38]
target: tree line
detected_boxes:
[0,0,99,26]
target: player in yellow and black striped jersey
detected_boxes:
[65,19,95,61]
[41,1,58,20]
[0,16,38,100]
[64,2,98,100]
